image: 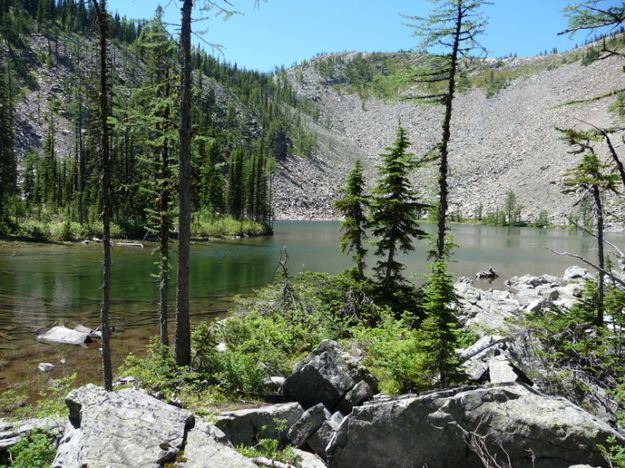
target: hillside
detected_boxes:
[274,44,625,225]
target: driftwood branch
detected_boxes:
[541,246,625,289]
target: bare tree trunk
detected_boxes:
[159,66,171,348]
[175,0,193,366]
[435,1,462,261]
[93,0,113,391]
[593,185,605,326]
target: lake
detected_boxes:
[0,221,620,393]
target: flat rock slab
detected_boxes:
[327,383,625,468]
[215,402,304,447]
[53,384,193,467]
[37,326,91,346]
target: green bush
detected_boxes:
[2,431,55,468]
[236,439,300,466]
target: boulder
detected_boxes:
[293,448,328,468]
[283,340,378,411]
[288,403,329,448]
[326,383,624,468]
[37,326,91,346]
[215,402,303,447]
[563,266,591,281]
[307,411,344,460]
[53,384,194,467]
[38,362,55,372]
[181,419,255,468]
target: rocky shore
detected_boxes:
[1,267,623,467]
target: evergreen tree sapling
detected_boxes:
[369,127,428,290]
[334,159,369,279]
[416,257,464,389]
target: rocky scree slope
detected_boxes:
[275,49,625,224]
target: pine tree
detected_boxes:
[0,51,16,225]
[561,128,619,326]
[416,257,464,389]
[369,127,428,290]
[334,159,369,279]
[407,0,488,260]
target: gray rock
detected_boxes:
[326,383,624,468]
[215,402,303,447]
[337,380,375,413]
[283,340,378,411]
[307,411,343,460]
[293,448,328,468]
[37,326,91,346]
[53,384,193,467]
[563,265,591,281]
[38,362,55,372]
[487,355,520,384]
[0,417,65,451]
[263,376,286,393]
[288,403,329,448]
[181,419,255,468]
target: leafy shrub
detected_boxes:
[2,430,55,468]
[236,439,300,466]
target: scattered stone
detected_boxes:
[263,376,285,393]
[487,355,521,384]
[336,380,375,414]
[215,402,304,447]
[306,411,344,460]
[283,340,378,411]
[563,265,591,281]
[215,342,228,353]
[37,326,92,346]
[38,362,55,372]
[53,384,193,467]
[326,383,624,468]
[287,403,329,448]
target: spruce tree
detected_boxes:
[0,52,16,225]
[416,257,464,389]
[334,159,369,279]
[369,127,428,290]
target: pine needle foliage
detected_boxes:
[369,126,428,290]
[334,159,369,279]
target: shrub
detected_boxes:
[3,430,55,468]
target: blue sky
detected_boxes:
[108,0,622,72]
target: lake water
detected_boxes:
[0,221,620,393]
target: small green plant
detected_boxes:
[3,430,56,468]
[236,439,300,466]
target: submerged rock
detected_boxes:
[37,326,91,346]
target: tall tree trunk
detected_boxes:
[593,185,605,326]
[435,1,462,261]
[93,0,113,391]
[159,66,171,348]
[175,0,193,366]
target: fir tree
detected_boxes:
[407,0,488,260]
[0,51,16,225]
[334,159,369,279]
[369,127,428,290]
[416,257,464,389]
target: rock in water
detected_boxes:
[326,383,625,468]
[37,326,92,346]
[283,340,378,411]
[53,384,193,467]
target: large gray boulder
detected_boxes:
[283,340,378,411]
[326,383,625,468]
[0,417,65,452]
[215,402,304,446]
[53,384,194,467]
[181,419,256,468]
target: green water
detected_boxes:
[0,221,620,391]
